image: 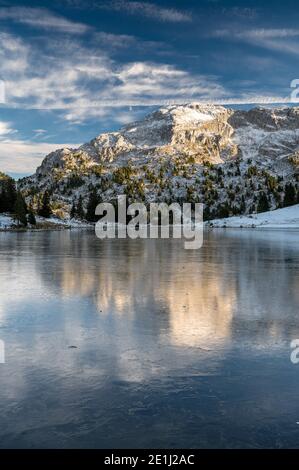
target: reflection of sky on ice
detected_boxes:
[0,229,299,447]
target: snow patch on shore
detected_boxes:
[35,216,92,228]
[0,214,92,230]
[0,214,15,229]
[207,204,299,229]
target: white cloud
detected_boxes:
[0,32,28,74]
[0,139,80,174]
[99,0,192,22]
[0,28,292,127]
[0,121,15,137]
[216,95,293,105]
[0,6,90,34]
[3,15,292,128]
[33,129,47,137]
[93,31,137,48]
[61,61,227,121]
[112,62,226,101]
[0,120,79,174]
[222,7,258,20]
[0,31,227,122]
[213,28,299,55]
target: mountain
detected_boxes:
[19,103,299,221]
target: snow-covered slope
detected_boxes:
[208,204,299,228]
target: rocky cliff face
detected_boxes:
[19,103,299,220]
[34,104,237,177]
[35,104,299,172]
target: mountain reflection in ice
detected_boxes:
[0,229,298,448]
[32,230,299,349]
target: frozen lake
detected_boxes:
[0,229,299,448]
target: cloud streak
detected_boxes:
[212,28,299,55]
[0,6,90,34]
[99,0,192,22]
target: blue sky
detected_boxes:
[0,0,299,177]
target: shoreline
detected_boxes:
[1,203,299,232]
[1,223,299,233]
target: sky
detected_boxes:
[1,0,299,178]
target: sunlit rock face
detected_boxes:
[34,104,237,171]
[32,104,299,175]
[81,104,299,165]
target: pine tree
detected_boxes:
[86,189,99,222]
[70,201,76,219]
[283,183,296,207]
[0,188,4,213]
[203,206,211,221]
[216,202,230,219]
[0,176,17,212]
[28,210,36,226]
[76,195,85,219]
[257,192,270,213]
[39,191,51,218]
[6,179,17,211]
[70,195,85,219]
[240,195,246,213]
[14,191,27,227]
